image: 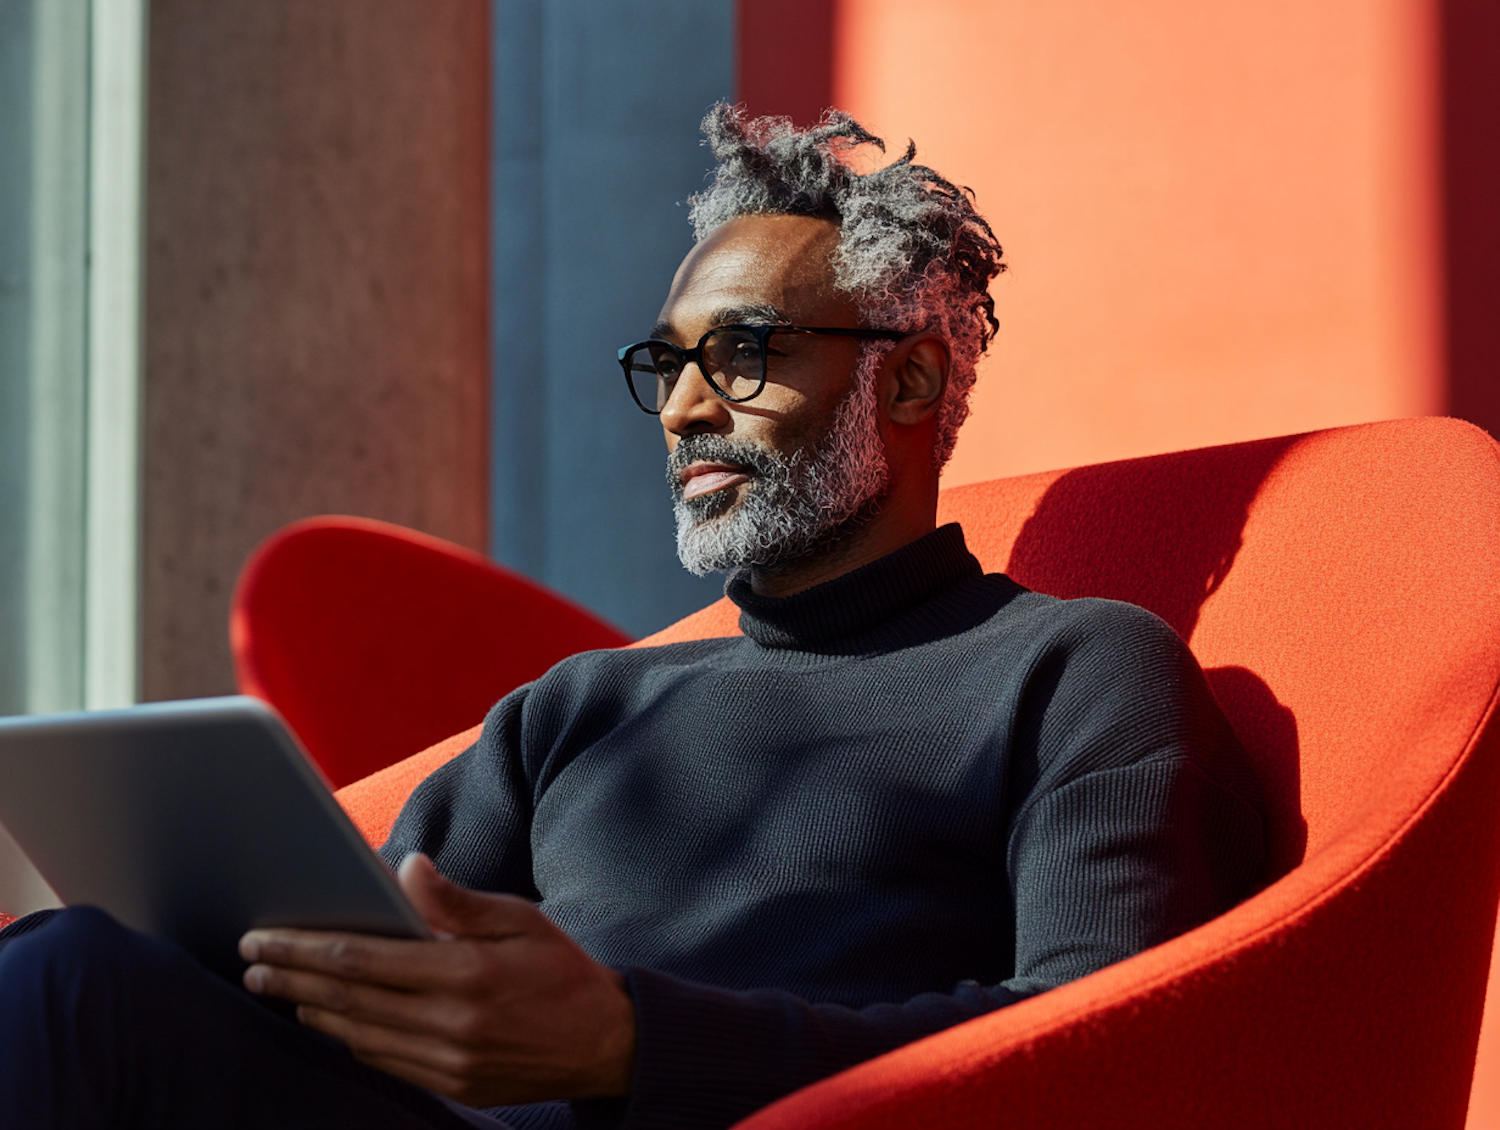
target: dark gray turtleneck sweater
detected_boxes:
[381,525,1266,1130]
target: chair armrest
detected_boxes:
[334,723,483,848]
[233,516,630,788]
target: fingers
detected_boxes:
[295,1004,506,1105]
[397,853,458,932]
[342,1043,536,1109]
[397,853,519,940]
[240,890,545,988]
[297,1002,470,1074]
[237,858,544,973]
[243,960,453,1031]
[235,867,639,1106]
[271,974,584,1107]
[240,929,485,995]
[243,929,415,986]
[242,948,543,1091]
[347,1049,476,1105]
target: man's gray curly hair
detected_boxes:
[687,103,1005,471]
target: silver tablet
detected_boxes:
[0,696,429,978]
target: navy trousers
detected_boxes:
[0,907,516,1129]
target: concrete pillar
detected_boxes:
[142,1,490,700]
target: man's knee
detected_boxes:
[6,903,125,954]
[0,905,151,1002]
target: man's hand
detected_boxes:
[239,854,636,1107]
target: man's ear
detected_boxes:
[882,334,950,426]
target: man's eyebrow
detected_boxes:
[649,304,789,342]
[711,303,788,327]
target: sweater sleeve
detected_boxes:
[379,689,541,899]
[605,603,1266,1130]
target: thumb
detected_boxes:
[397,852,532,940]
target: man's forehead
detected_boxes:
[655,214,848,339]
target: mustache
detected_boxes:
[665,435,792,501]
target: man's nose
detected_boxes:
[658,363,730,437]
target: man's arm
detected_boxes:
[377,688,540,895]
[243,744,1258,1126]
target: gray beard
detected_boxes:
[667,351,890,577]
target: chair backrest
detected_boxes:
[232,516,631,789]
[638,417,1500,1128]
[642,418,1500,887]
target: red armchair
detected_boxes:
[321,417,1500,1126]
[230,516,631,789]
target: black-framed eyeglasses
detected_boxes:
[616,323,907,415]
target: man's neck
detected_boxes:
[748,507,939,598]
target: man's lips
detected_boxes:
[679,462,752,500]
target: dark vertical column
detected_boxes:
[736,0,837,126]
[490,0,731,637]
[141,1,490,700]
[491,0,549,580]
[1441,0,1500,439]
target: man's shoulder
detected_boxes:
[971,576,1186,657]
[982,581,1259,813]
[965,580,1214,730]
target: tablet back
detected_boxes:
[0,696,427,978]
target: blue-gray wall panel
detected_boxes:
[492,0,731,637]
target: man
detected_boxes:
[0,105,1265,1129]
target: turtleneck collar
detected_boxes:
[726,524,982,651]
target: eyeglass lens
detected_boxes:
[625,328,767,412]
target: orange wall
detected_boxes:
[744,0,1446,487]
[833,0,1445,486]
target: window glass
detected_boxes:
[0,0,90,713]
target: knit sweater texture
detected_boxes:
[382,524,1267,1130]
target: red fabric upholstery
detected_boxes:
[334,417,1500,1126]
[231,516,631,789]
[337,723,484,848]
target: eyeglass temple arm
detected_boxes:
[779,325,909,341]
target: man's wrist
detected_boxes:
[583,967,637,1099]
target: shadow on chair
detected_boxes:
[1003,433,1298,641]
